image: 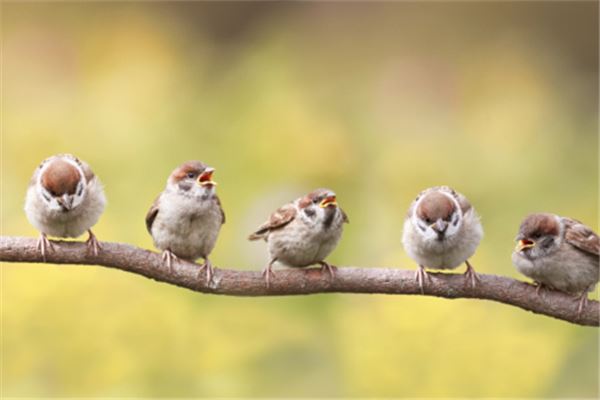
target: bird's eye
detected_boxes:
[187,172,195,179]
[313,198,319,204]
[532,232,541,239]
[424,217,431,224]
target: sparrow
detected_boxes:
[145,161,225,283]
[512,213,599,313]
[402,186,484,292]
[248,188,349,287]
[24,154,106,260]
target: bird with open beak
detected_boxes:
[24,154,106,260]
[402,186,484,292]
[146,161,225,283]
[248,188,349,287]
[512,213,599,313]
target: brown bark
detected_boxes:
[1,236,598,326]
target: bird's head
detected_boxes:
[298,188,339,221]
[169,161,217,198]
[514,213,561,258]
[38,157,87,212]
[414,190,462,241]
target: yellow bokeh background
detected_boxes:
[2,2,598,397]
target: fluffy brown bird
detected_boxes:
[248,188,348,286]
[146,161,225,283]
[402,186,484,292]
[24,154,106,260]
[512,213,599,313]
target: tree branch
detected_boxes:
[1,236,597,326]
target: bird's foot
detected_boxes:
[464,260,480,289]
[85,229,102,256]
[36,233,54,262]
[319,261,337,282]
[161,250,178,273]
[198,258,214,285]
[415,265,429,294]
[262,261,276,288]
[534,281,547,297]
[576,290,591,317]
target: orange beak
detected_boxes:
[320,195,337,208]
[516,239,535,252]
[198,168,217,187]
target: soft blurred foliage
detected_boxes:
[2,2,598,398]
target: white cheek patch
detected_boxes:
[413,216,435,239]
[425,226,439,240]
[299,205,325,226]
[201,185,216,198]
[48,198,64,211]
[38,186,60,211]
[452,214,460,226]
[72,192,85,209]
[445,213,462,236]
[316,206,326,219]
[68,181,87,208]
[40,187,52,203]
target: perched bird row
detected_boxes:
[24,155,599,311]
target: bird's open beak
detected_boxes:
[320,195,337,208]
[197,168,217,187]
[516,239,535,252]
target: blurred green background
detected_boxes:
[2,2,598,398]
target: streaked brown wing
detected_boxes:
[564,218,600,256]
[340,207,349,223]
[248,203,297,241]
[215,195,226,224]
[145,196,160,234]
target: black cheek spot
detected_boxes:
[178,182,193,192]
[77,184,83,196]
[42,193,51,202]
[304,208,316,217]
[540,237,554,249]
[418,224,426,232]
[322,208,335,228]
